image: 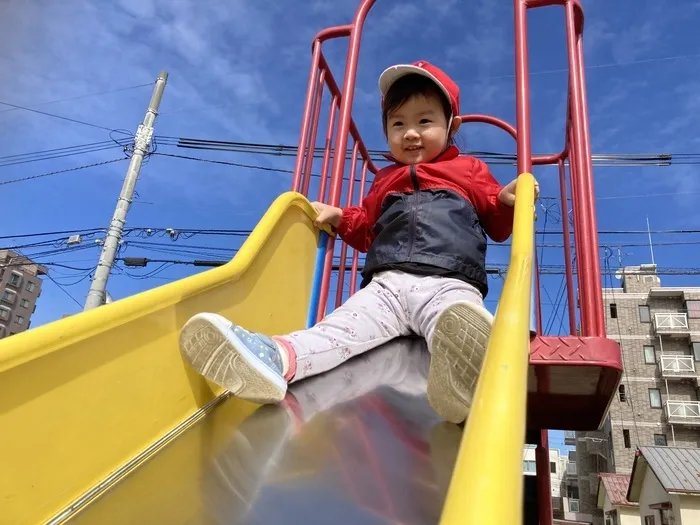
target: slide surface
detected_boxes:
[0,192,322,525]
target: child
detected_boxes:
[179,60,536,424]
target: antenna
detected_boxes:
[646,216,655,265]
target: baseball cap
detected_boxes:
[378,60,460,117]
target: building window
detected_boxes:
[654,434,667,446]
[19,298,29,309]
[649,388,662,408]
[639,305,651,323]
[1,290,15,304]
[619,384,626,402]
[550,461,556,473]
[686,300,700,319]
[623,429,631,448]
[25,281,36,293]
[692,342,700,362]
[523,460,536,473]
[644,345,656,364]
[15,315,24,325]
[0,309,8,320]
[610,303,618,318]
[8,273,20,286]
[644,516,655,525]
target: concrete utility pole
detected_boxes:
[84,70,168,310]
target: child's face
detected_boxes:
[385,92,456,165]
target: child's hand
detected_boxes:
[498,177,540,207]
[311,201,343,229]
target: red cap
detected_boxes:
[378,60,460,117]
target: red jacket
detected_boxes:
[337,146,514,252]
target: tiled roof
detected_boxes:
[600,473,636,507]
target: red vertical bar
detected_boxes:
[567,117,583,334]
[535,430,554,525]
[558,158,577,334]
[575,17,605,336]
[565,1,604,336]
[301,70,327,197]
[534,254,543,334]
[335,142,359,307]
[349,161,369,294]
[514,0,533,174]
[292,41,322,193]
[316,95,339,203]
[316,0,377,322]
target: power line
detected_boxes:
[0,83,152,114]
[44,272,84,308]
[0,157,126,186]
[0,100,117,132]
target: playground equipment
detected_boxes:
[0,1,622,523]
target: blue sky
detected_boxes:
[2,0,700,450]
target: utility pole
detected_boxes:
[84,70,168,310]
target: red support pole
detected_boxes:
[301,69,326,197]
[316,94,339,202]
[535,430,554,525]
[567,112,583,334]
[335,142,359,307]
[565,0,604,337]
[349,161,368,295]
[514,0,533,175]
[316,0,377,322]
[558,158,577,334]
[292,41,322,193]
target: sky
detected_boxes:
[2,0,700,453]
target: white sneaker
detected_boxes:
[179,313,288,404]
[427,301,494,424]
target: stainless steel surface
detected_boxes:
[69,337,467,524]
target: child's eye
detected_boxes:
[392,121,403,127]
[420,119,431,124]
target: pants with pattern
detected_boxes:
[277,270,485,383]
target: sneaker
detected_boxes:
[179,312,288,404]
[427,301,494,424]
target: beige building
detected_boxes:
[572,264,700,524]
[0,250,46,338]
[523,446,570,516]
[627,446,700,524]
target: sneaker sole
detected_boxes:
[179,313,287,404]
[427,302,492,424]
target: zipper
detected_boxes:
[408,165,419,260]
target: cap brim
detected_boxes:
[378,64,452,114]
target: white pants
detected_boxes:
[278,270,485,383]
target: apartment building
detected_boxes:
[571,263,700,525]
[523,446,571,518]
[0,250,47,338]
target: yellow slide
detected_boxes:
[0,192,323,525]
[0,174,536,524]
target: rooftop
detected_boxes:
[598,473,636,508]
[628,447,700,502]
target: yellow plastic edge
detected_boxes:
[0,191,321,525]
[439,173,536,525]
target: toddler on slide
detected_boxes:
[179,60,537,424]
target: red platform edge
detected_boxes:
[527,335,623,431]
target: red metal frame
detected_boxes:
[290,1,623,522]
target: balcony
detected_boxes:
[564,430,576,445]
[659,355,697,380]
[654,312,689,336]
[665,400,700,426]
[566,462,577,476]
